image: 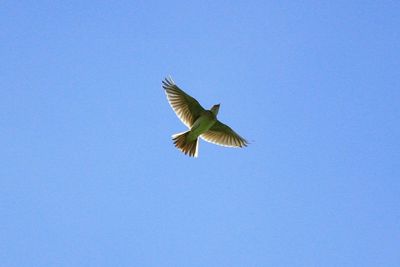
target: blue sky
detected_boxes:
[1,1,399,266]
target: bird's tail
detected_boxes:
[172,131,199,157]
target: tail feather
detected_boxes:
[172,131,199,157]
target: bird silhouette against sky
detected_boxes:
[163,77,248,157]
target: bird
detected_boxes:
[162,77,248,157]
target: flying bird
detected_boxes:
[162,77,248,157]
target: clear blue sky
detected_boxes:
[1,1,399,266]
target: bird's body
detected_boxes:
[188,110,216,140]
[162,77,248,157]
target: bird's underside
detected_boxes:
[162,77,248,157]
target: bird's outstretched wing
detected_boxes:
[201,120,248,148]
[162,77,205,127]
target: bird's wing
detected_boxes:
[201,120,248,148]
[162,77,206,127]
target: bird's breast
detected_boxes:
[188,113,216,141]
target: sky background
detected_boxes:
[1,1,399,266]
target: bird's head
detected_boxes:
[210,104,220,116]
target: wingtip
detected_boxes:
[163,75,175,85]
[162,76,176,89]
[242,139,251,147]
[241,138,249,147]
